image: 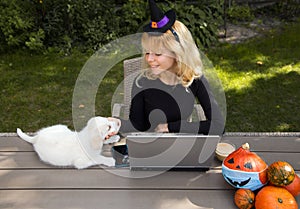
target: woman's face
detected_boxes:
[144,49,176,75]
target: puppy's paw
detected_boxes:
[102,157,116,167]
[74,158,94,169]
[103,135,120,144]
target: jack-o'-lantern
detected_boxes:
[222,143,268,191]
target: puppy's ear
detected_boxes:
[87,118,105,133]
[87,118,108,150]
[87,117,97,130]
[91,137,101,150]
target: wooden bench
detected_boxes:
[0,133,299,208]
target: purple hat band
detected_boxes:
[150,15,169,29]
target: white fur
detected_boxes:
[17,117,120,169]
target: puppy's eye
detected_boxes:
[107,125,111,131]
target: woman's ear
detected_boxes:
[175,54,179,63]
[175,56,181,68]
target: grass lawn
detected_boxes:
[208,20,300,132]
[0,20,299,133]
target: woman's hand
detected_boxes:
[155,123,169,133]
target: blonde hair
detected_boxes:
[139,20,203,87]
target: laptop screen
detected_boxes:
[126,133,220,170]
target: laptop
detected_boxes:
[125,133,220,171]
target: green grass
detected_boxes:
[0,50,89,131]
[0,20,299,132]
[208,21,300,132]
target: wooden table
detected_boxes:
[1,133,299,209]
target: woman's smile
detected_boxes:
[145,51,176,75]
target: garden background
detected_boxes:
[0,0,299,132]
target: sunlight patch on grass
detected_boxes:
[276,123,292,132]
[254,53,269,65]
[216,62,299,93]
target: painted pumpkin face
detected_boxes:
[222,164,268,191]
[221,143,268,191]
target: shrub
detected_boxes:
[25,29,45,52]
[255,0,300,21]
[0,0,224,52]
[116,0,148,36]
[227,3,254,23]
[40,0,118,52]
[0,0,44,52]
[167,0,223,49]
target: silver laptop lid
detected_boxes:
[126,133,220,170]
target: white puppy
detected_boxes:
[17,117,120,169]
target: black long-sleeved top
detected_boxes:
[119,75,225,135]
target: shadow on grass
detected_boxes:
[0,51,87,132]
[208,21,300,132]
[225,71,300,132]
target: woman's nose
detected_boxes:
[146,53,155,62]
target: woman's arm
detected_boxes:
[168,76,225,135]
[118,79,150,133]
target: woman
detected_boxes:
[109,0,225,135]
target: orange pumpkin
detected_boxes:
[222,143,268,191]
[223,143,267,172]
[255,186,298,209]
[267,161,295,186]
[284,174,300,197]
[234,188,255,209]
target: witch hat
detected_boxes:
[143,0,176,33]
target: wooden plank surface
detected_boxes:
[0,190,299,209]
[222,136,300,152]
[1,135,300,152]
[0,169,299,190]
[1,151,300,170]
[0,136,33,151]
[1,135,300,169]
[0,135,300,209]
[0,169,232,190]
[0,190,235,209]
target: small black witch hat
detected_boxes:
[143,0,176,33]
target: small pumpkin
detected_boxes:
[267,161,295,186]
[284,174,300,197]
[234,188,255,209]
[255,185,298,209]
[222,143,268,191]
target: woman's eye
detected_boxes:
[145,53,162,56]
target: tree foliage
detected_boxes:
[0,0,223,52]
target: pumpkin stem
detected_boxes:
[242,143,250,150]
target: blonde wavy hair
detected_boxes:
[138,20,203,87]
